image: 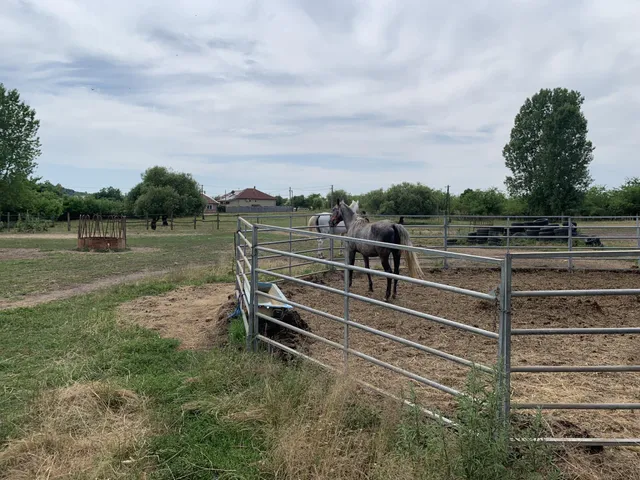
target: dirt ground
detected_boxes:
[0,269,169,310]
[117,284,236,350]
[0,247,160,261]
[277,268,640,443]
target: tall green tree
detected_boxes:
[503,87,595,215]
[94,186,124,201]
[0,83,42,210]
[126,166,205,217]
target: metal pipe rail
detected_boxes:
[255,334,457,427]
[254,223,503,264]
[512,327,640,335]
[258,289,493,371]
[257,268,499,338]
[512,437,640,447]
[511,365,640,373]
[512,288,640,297]
[511,250,640,258]
[512,403,640,410]
[257,247,498,301]
[256,311,464,397]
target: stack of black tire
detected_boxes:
[468,226,506,245]
[466,218,593,245]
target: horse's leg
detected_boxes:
[363,255,373,292]
[392,249,401,299]
[347,249,356,289]
[381,253,393,302]
[317,238,324,259]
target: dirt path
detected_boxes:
[0,269,170,311]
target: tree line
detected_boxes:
[2,81,639,220]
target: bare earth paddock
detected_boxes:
[278,265,640,442]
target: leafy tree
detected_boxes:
[359,188,386,214]
[327,189,351,207]
[127,166,205,217]
[0,83,42,211]
[380,182,441,215]
[610,178,640,216]
[290,195,307,209]
[94,186,124,201]
[503,87,595,215]
[133,186,181,217]
[306,193,325,210]
[275,195,285,206]
[580,186,612,216]
[456,188,507,215]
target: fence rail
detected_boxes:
[235,215,640,448]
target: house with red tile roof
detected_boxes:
[215,187,277,208]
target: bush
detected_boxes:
[15,217,49,233]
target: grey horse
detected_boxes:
[329,200,423,302]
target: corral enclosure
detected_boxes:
[235,214,640,447]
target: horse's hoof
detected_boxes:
[368,287,374,292]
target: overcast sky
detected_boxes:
[2,0,639,197]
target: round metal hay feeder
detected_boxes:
[77,214,127,250]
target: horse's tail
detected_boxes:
[307,215,318,232]
[394,224,424,279]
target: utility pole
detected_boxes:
[289,187,293,212]
[330,184,334,207]
[446,185,451,220]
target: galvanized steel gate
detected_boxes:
[234,216,640,447]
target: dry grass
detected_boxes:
[0,381,151,480]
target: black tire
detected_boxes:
[525,229,539,237]
[467,232,477,244]
[539,228,555,238]
[509,222,525,234]
[562,221,578,227]
[533,218,549,226]
[447,239,458,245]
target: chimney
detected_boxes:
[253,186,256,189]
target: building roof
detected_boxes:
[216,187,276,202]
[201,193,219,204]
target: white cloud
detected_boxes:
[1,0,639,196]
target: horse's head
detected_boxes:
[329,200,344,227]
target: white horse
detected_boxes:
[307,200,359,258]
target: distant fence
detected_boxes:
[222,206,293,214]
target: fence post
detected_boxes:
[288,215,293,276]
[250,225,260,352]
[443,215,449,269]
[170,213,174,230]
[145,214,149,230]
[568,216,573,272]
[343,252,350,370]
[217,212,220,230]
[67,212,71,232]
[193,215,197,230]
[506,217,510,253]
[329,237,335,266]
[498,253,512,431]
[7,212,10,232]
[636,214,639,268]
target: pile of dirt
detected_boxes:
[118,283,236,350]
[0,382,149,479]
[118,283,312,357]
